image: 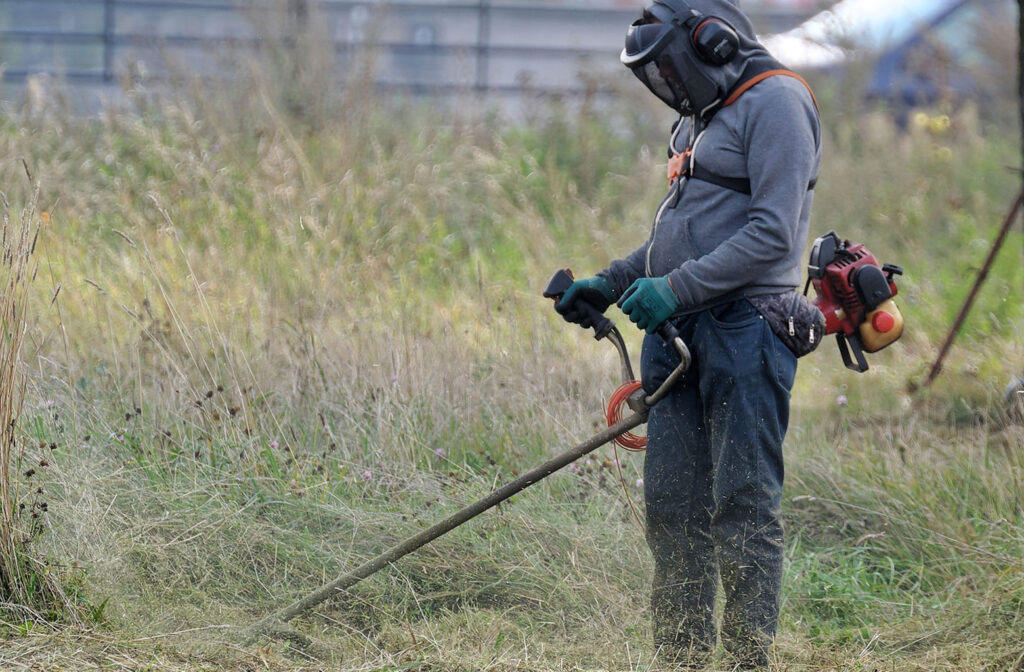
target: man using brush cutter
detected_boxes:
[556,0,821,667]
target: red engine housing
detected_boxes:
[807,232,903,372]
[811,240,898,337]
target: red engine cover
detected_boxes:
[811,241,898,336]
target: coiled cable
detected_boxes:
[606,381,647,451]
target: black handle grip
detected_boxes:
[544,269,613,340]
[542,268,575,299]
[581,305,614,340]
[658,321,681,345]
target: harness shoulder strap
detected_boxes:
[673,69,819,194]
[722,69,819,112]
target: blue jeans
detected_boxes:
[641,298,797,666]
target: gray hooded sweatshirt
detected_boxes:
[600,0,822,311]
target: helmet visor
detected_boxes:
[620,21,674,67]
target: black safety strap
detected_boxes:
[690,165,817,195]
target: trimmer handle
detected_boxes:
[545,268,691,407]
[658,321,681,346]
[544,269,614,340]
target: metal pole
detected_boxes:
[475,0,490,93]
[249,411,647,634]
[918,187,1024,389]
[103,0,115,83]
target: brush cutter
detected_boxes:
[248,270,691,639]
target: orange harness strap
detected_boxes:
[667,70,819,187]
[722,69,819,111]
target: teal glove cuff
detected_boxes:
[617,276,681,334]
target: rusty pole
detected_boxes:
[919,188,1024,389]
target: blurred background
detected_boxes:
[0,0,1014,123]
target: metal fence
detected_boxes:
[0,0,806,105]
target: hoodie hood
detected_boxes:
[622,0,783,119]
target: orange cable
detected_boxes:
[606,380,647,533]
[606,381,647,451]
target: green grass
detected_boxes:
[0,56,1022,670]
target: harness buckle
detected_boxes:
[667,149,692,184]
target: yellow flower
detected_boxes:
[934,146,953,163]
[928,115,951,136]
[40,211,50,223]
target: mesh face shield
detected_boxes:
[635,59,689,111]
[621,6,728,117]
[621,20,691,112]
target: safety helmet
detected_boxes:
[621,0,740,115]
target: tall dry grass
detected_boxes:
[0,172,79,623]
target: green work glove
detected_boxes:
[556,275,616,328]
[618,276,681,334]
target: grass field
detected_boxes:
[0,55,1022,671]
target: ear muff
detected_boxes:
[651,0,740,66]
[689,16,739,65]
